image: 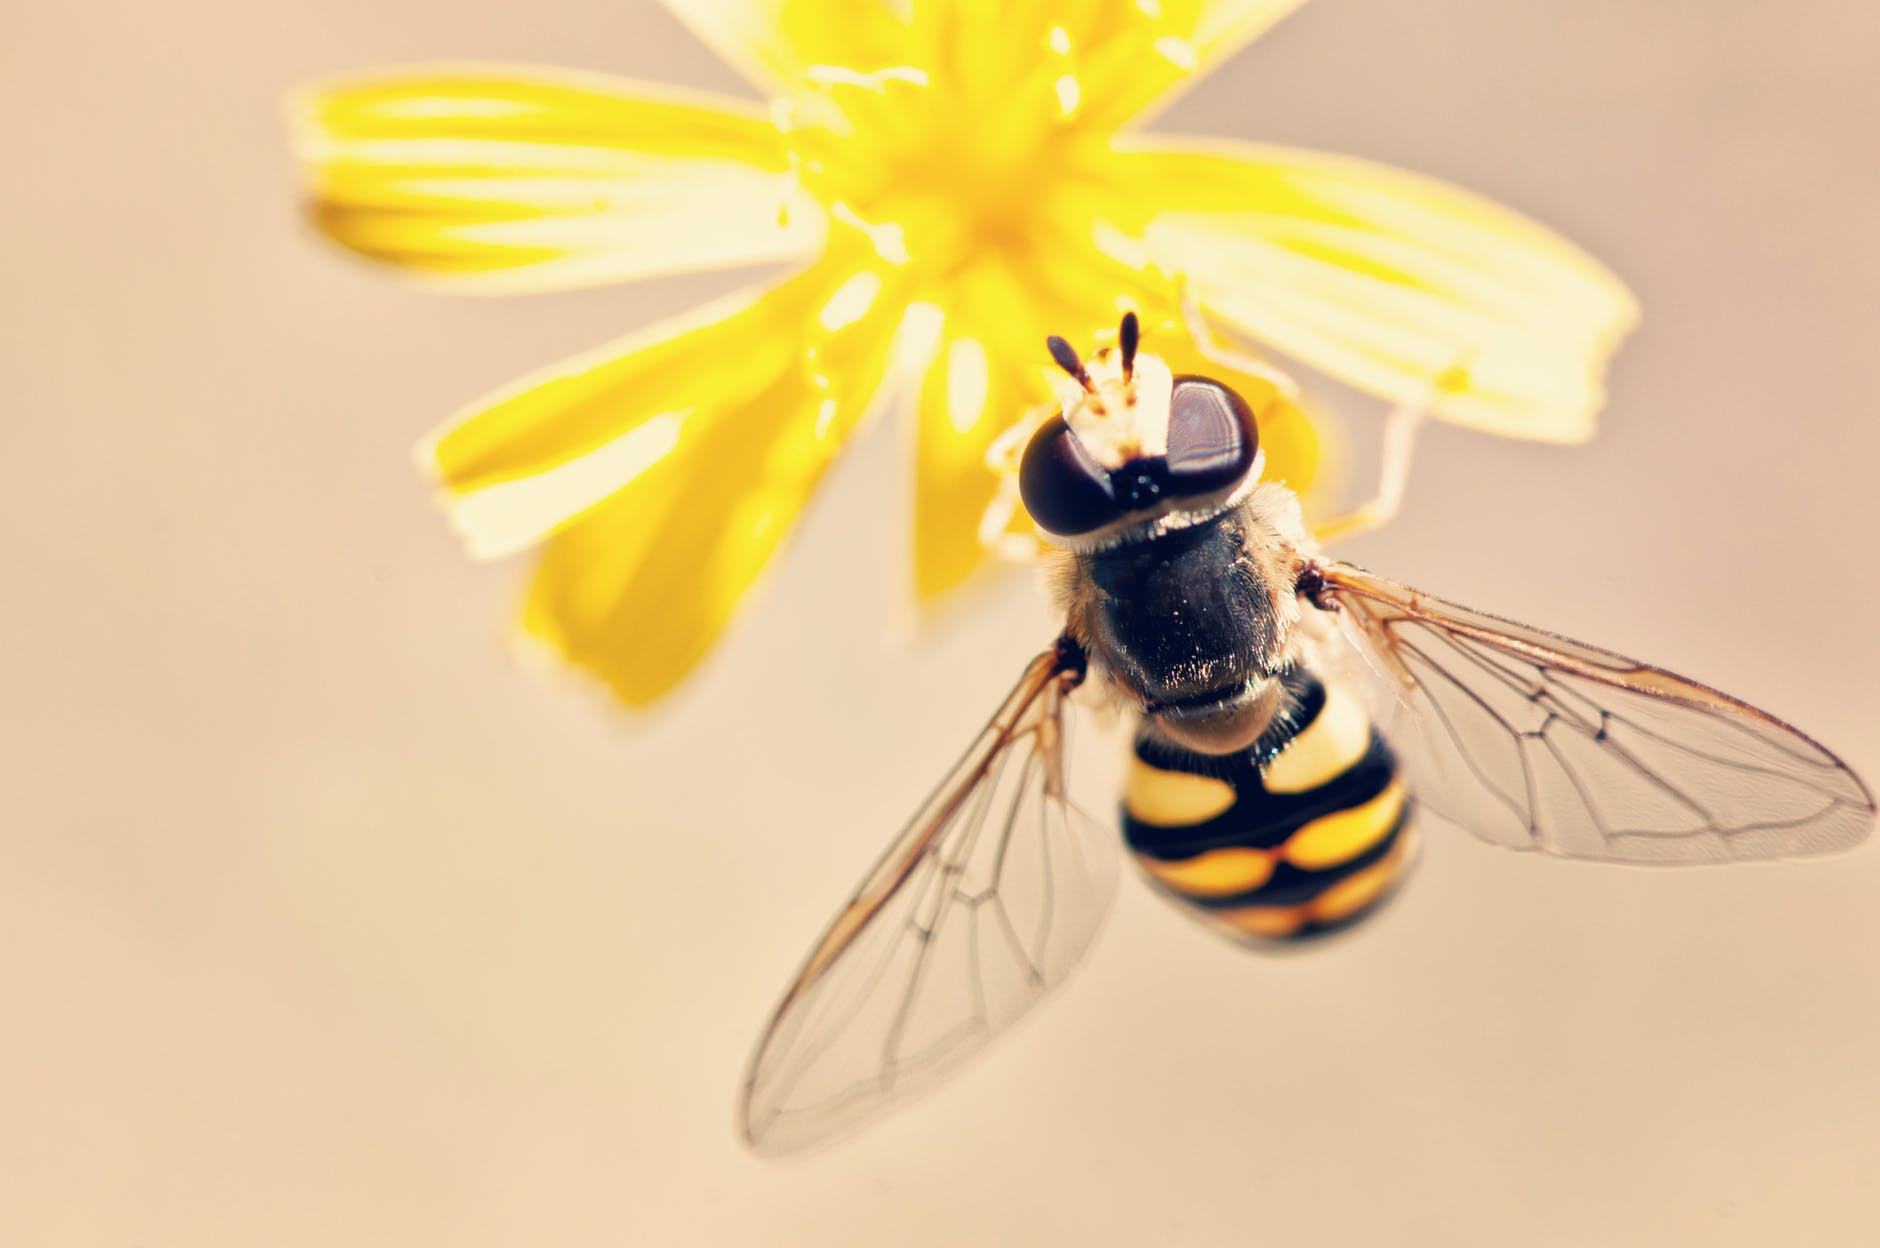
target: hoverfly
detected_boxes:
[739,311,1874,1155]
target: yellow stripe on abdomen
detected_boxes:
[1139,780,1404,897]
[1283,779,1406,870]
[1212,826,1417,939]
[1139,845,1276,897]
[1312,826,1417,923]
[1261,679,1372,794]
[1124,756,1236,826]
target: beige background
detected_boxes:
[5,2,1879,1244]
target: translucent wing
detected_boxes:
[1318,561,1875,864]
[739,645,1118,1155]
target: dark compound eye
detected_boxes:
[1019,414,1121,537]
[1018,379,1262,538]
[1165,376,1259,497]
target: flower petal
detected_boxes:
[657,0,917,95]
[438,254,906,705]
[1119,139,1638,441]
[1071,0,1310,130]
[291,67,823,291]
[908,257,1145,598]
[431,244,900,545]
[429,276,823,514]
[912,307,1043,600]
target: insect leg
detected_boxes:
[1314,353,1475,543]
[1311,397,1426,545]
[1177,278,1300,398]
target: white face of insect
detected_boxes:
[1055,349,1174,471]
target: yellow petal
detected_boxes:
[1118,139,1638,441]
[1068,0,1310,130]
[430,278,821,513]
[909,259,1149,598]
[913,313,1044,599]
[458,255,905,705]
[291,67,823,291]
[658,0,917,95]
[431,245,901,548]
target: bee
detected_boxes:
[738,312,1874,1155]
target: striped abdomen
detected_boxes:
[1122,669,1415,942]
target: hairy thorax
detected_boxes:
[1058,482,1320,755]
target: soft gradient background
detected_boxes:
[6,2,1878,1244]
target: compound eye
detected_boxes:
[1165,376,1259,497]
[1019,415,1120,537]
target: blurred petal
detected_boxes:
[849,1,1304,141]
[908,259,1137,598]
[658,0,917,95]
[440,254,906,705]
[430,278,816,512]
[292,68,823,291]
[1119,139,1638,441]
[1071,0,1310,130]
[431,252,896,551]
[912,311,1042,599]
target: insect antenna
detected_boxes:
[1046,335,1097,393]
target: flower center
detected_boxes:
[777,66,1102,273]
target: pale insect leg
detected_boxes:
[1182,277,1457,544]
[1313,369,1465,544]
[1177,278,1300,398]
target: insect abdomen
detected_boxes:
[1122,670,1415,942]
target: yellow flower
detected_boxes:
[291,0,1636,707]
